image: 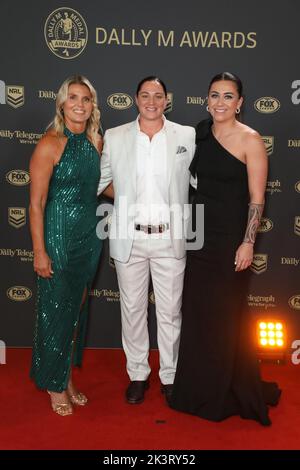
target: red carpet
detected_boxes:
[0,348,300,450]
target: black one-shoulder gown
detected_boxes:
[169,120,281,426]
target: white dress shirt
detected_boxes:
[134,116,170,226]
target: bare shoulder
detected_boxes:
[238,122,264,146]
[237,123,267,165]
[32,131,64,162]
[238,122,261,142]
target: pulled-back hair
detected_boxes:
[136,76,167,97]
[208,72,243,98]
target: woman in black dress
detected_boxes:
[169,72,281,426]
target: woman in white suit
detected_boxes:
[98,76,195,405]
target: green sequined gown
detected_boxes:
[30,127,102,392]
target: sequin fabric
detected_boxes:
[30,127,102,392]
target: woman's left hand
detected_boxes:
[234,242,253,272]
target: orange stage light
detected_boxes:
[257,320,286,362]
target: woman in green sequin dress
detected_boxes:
[29,76,105,416]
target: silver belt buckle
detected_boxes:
[136,223,169,233]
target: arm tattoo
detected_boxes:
[243,203,264,244]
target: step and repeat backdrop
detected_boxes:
[0,1,299,350]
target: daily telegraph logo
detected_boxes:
[248,294,276,309]
[89,289,120,302]
[0,248,33,262]
[266,180,281,195]
[262,136,274,156]
[288,139,300,147]
[258,217,273,233]
[8,208,26,228]
[254,97,280,114]
[281,257,299,267]
[6,170,30,186]
[294,216,300,236]
[0,130,42,144]
[107,93,133,110]
[7,286,32,301]
[44,8,88,59]
[250,254,268,274]
[38,90,56,100]
[186,96,206,106]
[0,81,24,108]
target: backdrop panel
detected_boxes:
[0,0,299,350]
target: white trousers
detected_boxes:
[114,235,186,385]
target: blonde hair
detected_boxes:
[52,75,101,146]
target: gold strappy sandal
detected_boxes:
[68,391,88,406]
[47,390,73,416]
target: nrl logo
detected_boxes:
[250,254,268,274]
[294,216,300,236]
[164,93,173,114]
[262,136,274,156]
[8,207,26,229]
[6,86,24,108]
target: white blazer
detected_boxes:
[98,119,195,263]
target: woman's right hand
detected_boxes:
[33,251,54,278]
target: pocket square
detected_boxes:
[176,145,187,154]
